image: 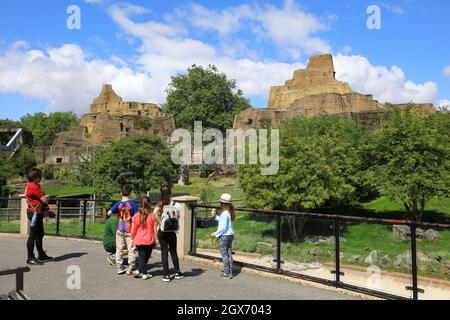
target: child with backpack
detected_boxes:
[108,185,138,275]
[211,194,236,279]
[154,185,184,282]
[131,197,156,280]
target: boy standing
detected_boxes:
[108,185,138,275]
[103,214,119,265]
[25,168,53,266]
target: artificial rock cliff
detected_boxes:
[35,85,175,165]
[234,54,435,130]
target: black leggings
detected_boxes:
[136,245,154,274]
[27,212,45,259]
[158,230,180,276]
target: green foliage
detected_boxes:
[369,106,450,220]
[163,65,251,132]
[0,119,21,129]
[238,116,373,212]
[20,112,78,146]
[237,116,373,241]
[0,156,15,197]
[55,165,71,182]
[140,119,153,130]
[12,146,36,177]
[76,134,178,198]
[38,163,55,180]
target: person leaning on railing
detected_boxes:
[25,168,53,266]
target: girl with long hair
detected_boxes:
[211,194,236,279]
[131,197,156,280]
[154,185,184,282]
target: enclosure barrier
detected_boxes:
[1,197,449,300]
[190,204,450,301]
[0,267,31,300]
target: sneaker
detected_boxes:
[107,256,115,265]
[126,268,134,276]
[117,267,126,275]
[37,252,53,262]
[142,274,153,280]
[162,275,172,282]
[27,258,43,266]
[174,272,185,280]
[133,272,142,279]
[221,274,233,280]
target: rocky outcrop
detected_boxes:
[234,54,435,130]
[39,85,176,165]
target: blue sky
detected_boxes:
[0,0,449,120]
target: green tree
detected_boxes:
[12,146,36,177]
[163,65,251,132]
[20,112,78,146]
[369,106,450,221]
[0,119,22,129]
[0,156,15,197]
[238,116,372,241]
[77,135,178,198]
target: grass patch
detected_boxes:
[43,185,95,198]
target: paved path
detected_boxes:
[0,237,360,300]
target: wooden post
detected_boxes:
[20,196,29,236]
[172,196,200,258]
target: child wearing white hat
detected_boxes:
[211,194,236,279]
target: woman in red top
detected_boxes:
[25,168,53,265]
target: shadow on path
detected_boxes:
[53,253,88,262]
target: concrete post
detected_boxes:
[20,196,29,236]
[172,196,200,258]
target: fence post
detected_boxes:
[275,214,282,272]
[172,196,200,258]
[82,200,87,239]
[190,204,197,255]
[333,216,343,286]
[56,200,61,236]
[410,224,420,300]
[20,196,29,236]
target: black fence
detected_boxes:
[190,204,450,300]
[0,194,187,239]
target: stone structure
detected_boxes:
[36,84,176,165]
[234,54,435,130]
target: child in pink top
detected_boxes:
[131,197,155,280]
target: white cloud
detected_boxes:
[380,2,407,15]
[334,54,437,104]
[443,66,450,77]
[439,99,450,108]
[0,42,157,115]
[178,0,331,58]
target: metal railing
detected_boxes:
[0,197,117,239]
[0,267,31,300]
[189,204,450,301]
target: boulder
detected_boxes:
[392,225,410,240]
[364,250,378,265]
[350,255,362,263]
[393,250,432,270]
[424,229,440,242]
[380,255,391,266]
[308,247,323,256]
[255,242,273,253]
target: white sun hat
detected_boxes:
[218,194,233,204]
